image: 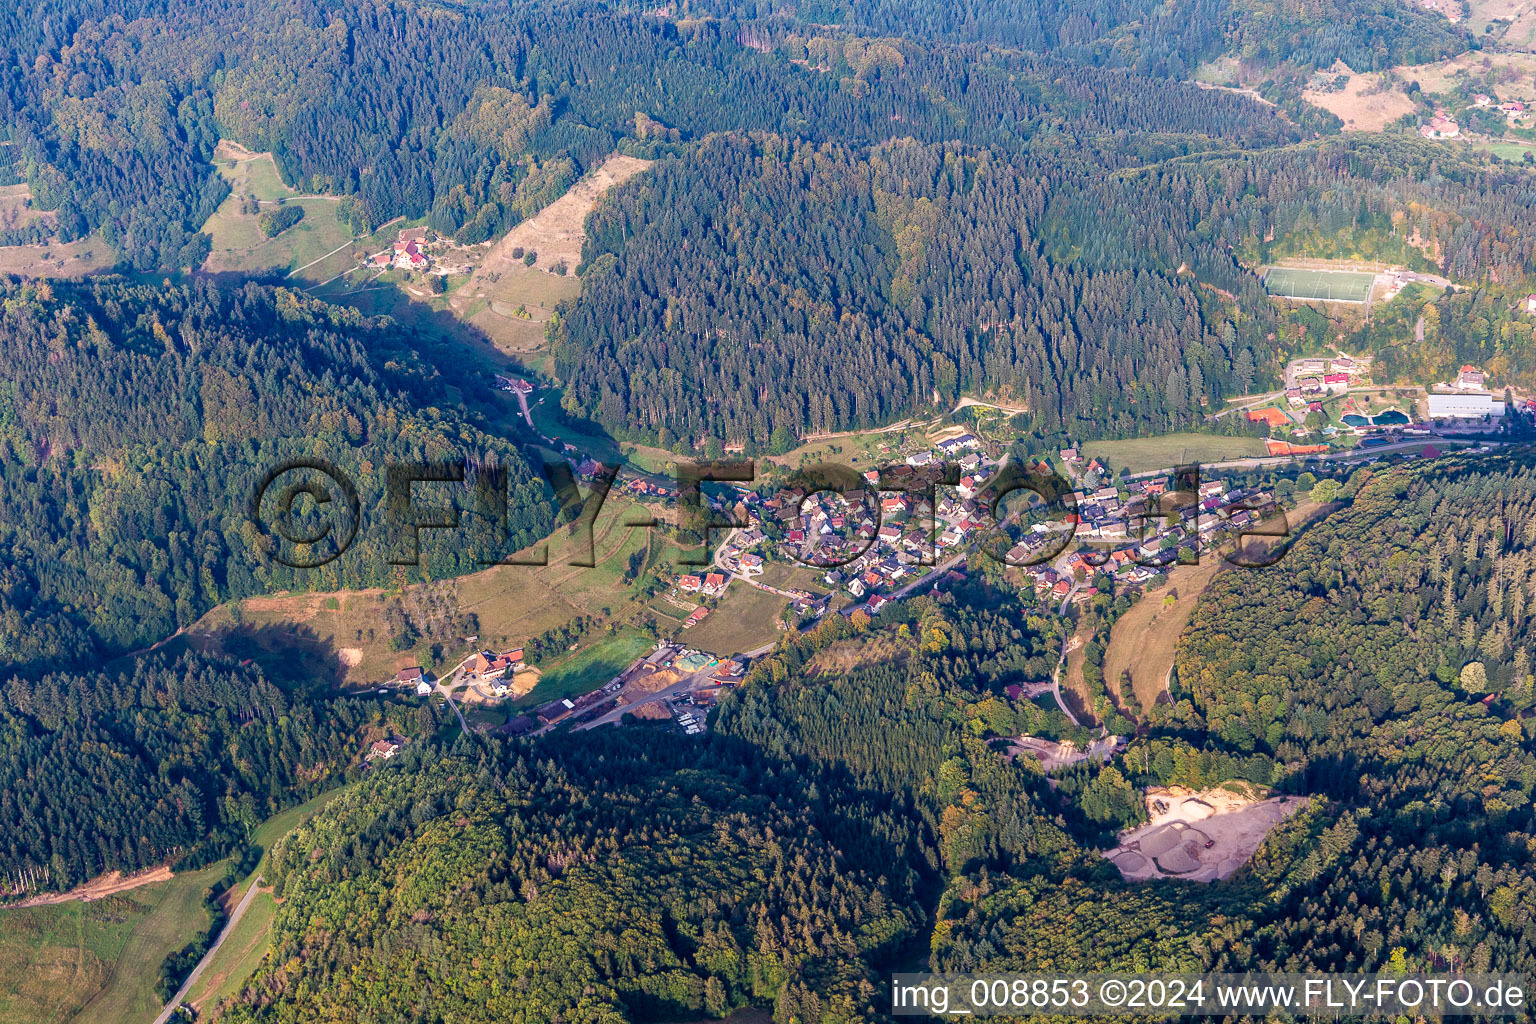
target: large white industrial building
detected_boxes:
[1427,392,1505,420]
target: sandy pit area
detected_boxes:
[1104,785,1308,882]
[3,866,174,908]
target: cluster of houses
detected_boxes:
[396,665,434,697]
[1017,476,1279,599]
[1425,96,1530,141]
[1472,94,1527,122]
[1286,371,1351,409]
[710,436,1001,607]
[624,476,676,500]
[704,429,1288,615]
[1420,110,1461,139]
[463,647,527,696]
[370,227,433,270]
[366,226,473,274]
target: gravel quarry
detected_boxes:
[1104,785,1309,882]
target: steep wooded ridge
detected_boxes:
[0,277,555,676]
[0,651,431,895]
[0,0,1463,270]
[560,135,1536,448]
[0,0,1519,446]
[0,0,1304,269]
[595,0,1468,72]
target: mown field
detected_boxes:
[0,233,114,278]
[0,789,341,1024]
[201,141,376,283]
[680,584,789,656]
[1081,433,1269,475]
[515,629,654,708]
[768,425,933,469]
[191,495,673,687]
[0,881,197,1024]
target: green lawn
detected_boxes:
[201,144,359,279]
[1262,267,1375,303]
[680,584,788,656]
[755,561,830,594]
[515,629,654,707]
[1478,140,1536,161]
[1082,433,1270,475]
[0,789,345,1024]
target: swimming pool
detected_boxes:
[1342,410,1409,428]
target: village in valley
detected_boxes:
[369,331,1528,756]
[152,144,1533,775]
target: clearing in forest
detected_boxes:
[1302,68,1416,131]
[451,154,650,354]
[200,140,359,280]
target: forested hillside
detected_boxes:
[593,0,1468,74]
[223,737,926,1024]
[0,277,554,676]
[212,581,1086,1022]
[146,467,1536,1019]
[1,0,1300,268]
[1162,456,1536,976]
[0,650,428,894]
[558,134,1536,449]
[0,0,1470,270]
[0,0,1517,447]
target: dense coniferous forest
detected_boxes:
[0,0,1524,448]
[559,134,1536,448]
[611,0,1469,72]
[0,277,555,676]
[0,650,429,894]
[223,738,924,1024]
[0,0,1475,270]
[1,0,1307,267]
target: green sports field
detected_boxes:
[1263,267,1376,303]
